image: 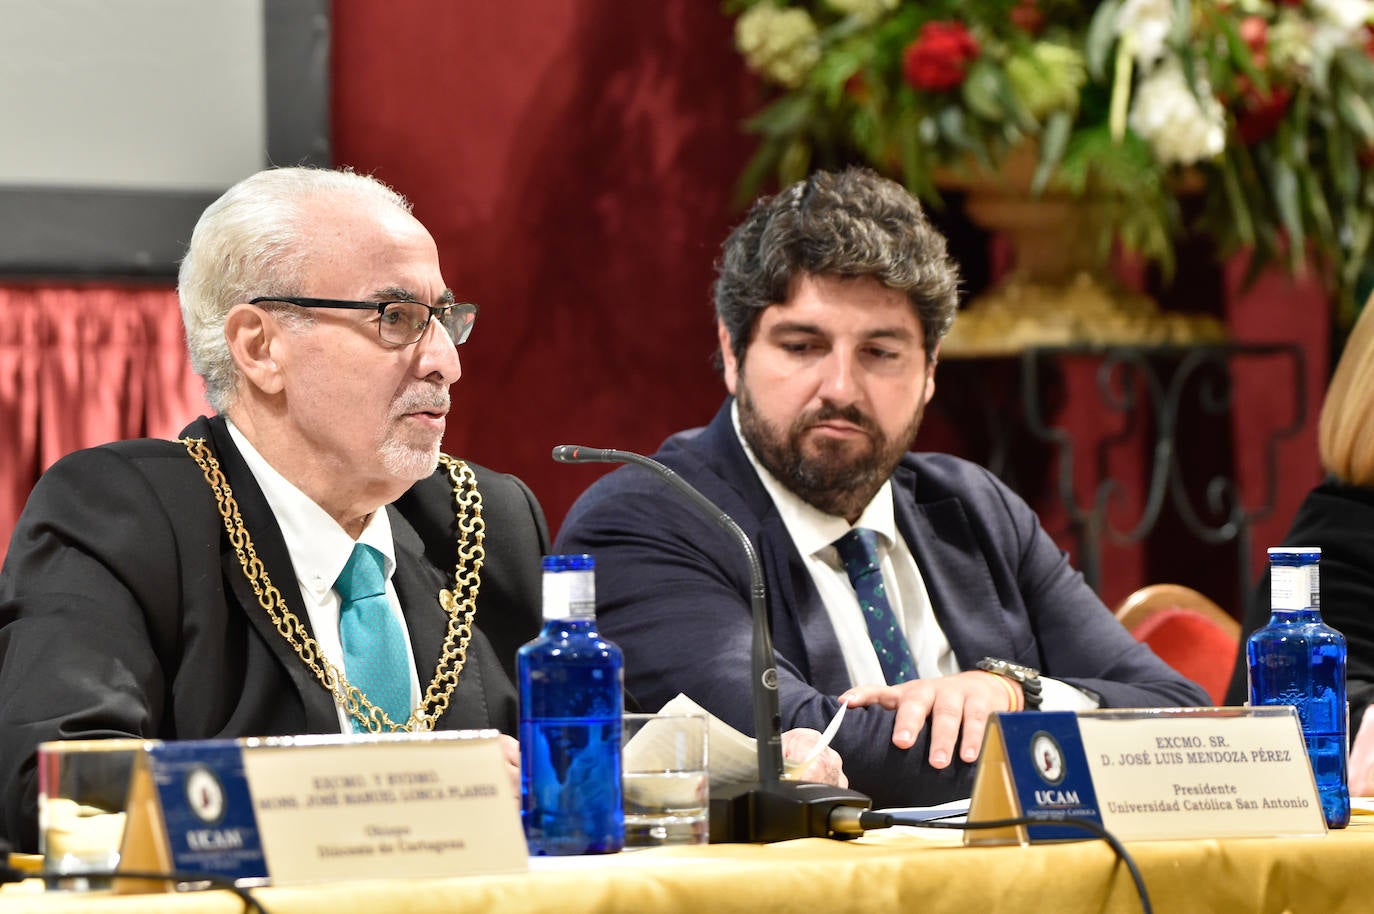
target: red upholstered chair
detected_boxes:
[1113,584,1240,705]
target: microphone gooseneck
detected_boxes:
[553,443,872,842]
[552,444,781,786]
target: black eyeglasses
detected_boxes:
[249,297,478,346]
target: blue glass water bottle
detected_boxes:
[1247,546,1349,829]
[518,554,625,854]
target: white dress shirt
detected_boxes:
[227,421,423,732]
[730,403,1096,710]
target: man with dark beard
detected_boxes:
[555,167,1208,808]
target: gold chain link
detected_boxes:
[180,438,484,733]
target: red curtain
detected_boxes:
[0,284,210,559]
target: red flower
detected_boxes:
[902,21,980,92]
[1239,15,1267,57]
[1234,83,1292,144]
[844,72,870,104]
[1009,0,1044,35]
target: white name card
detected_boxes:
[117,730,525,890]
[1080,707,1326,840]
[243,731,527,884]
[967,707,1326,845]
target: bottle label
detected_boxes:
[542,570,596,620]
[1270,563,1319,610]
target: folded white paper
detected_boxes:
[654,693,846,787]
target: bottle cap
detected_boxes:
[1267,547,1321,568]
[543,554,594,573]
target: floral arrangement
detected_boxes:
[725,0,1374,326]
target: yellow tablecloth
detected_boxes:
[8,817,1374,914]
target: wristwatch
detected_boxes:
[976,657,1043,710]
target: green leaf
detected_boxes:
[778,135,813,187]
[733,137,787,207]
[896,111,938,203]
[1335,46,1374,92]
[815,46,866,105]
[1336,92,1374,143]
[744,93,816,139]
[1325,120,1358,205]
[994,68,1040,134]
[1217,16,1266,95]
[1219,152,1256,247]
[962,58,1005,121]
[849,99,885,164]
[1310,47,1333,96]
[1343,210,1374,291]
[1031,110,1072,195]
[1169,0,1190,48]
[1271,159,1305,272]
[1085,0,1121,82]
[936,105,973,151]
[1176,41,1202,103]
[1300,169,1335,256]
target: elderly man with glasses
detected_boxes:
[0,167,546,852]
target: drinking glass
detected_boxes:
[621,712,709,847]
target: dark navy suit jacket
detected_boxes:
[0,415,546,850]
[556,400,1208,808]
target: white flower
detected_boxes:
[1269,11,1314,73]
[1116,0,1174,67]
[823,0,898,22]
[735,5,821,89]
[1310,0,1374,37]
[1309,0,1374,63]
[1128,57,1226,166]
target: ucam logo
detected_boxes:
[187,828,246,851]
[1030,731,1066,785]
[186,765,226,824]
[1033,789,1081,807]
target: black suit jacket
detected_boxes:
[0,416,546,850]
[556,401,1208,808]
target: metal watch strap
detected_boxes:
[977,657,1043,710]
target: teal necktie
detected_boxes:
[334,543,411,731]
[833,528,918,685]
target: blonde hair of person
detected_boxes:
[1318,293,1374,487]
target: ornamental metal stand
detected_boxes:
[1015,342,1307,602]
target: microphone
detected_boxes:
[553,444,871,841]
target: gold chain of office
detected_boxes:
[180,438,484,733]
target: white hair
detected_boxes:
[177,167,412,413]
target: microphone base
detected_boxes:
[709,780,871,843]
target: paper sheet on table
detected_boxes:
[653,693,846,788]
[876,798,970,822]
[856,798,971,844]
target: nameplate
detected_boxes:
[966,707,1325,845]
[149,740,267,881]
[118,730,526,889]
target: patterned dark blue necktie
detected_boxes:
[334,543,411,731]
[833,528,918,685]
